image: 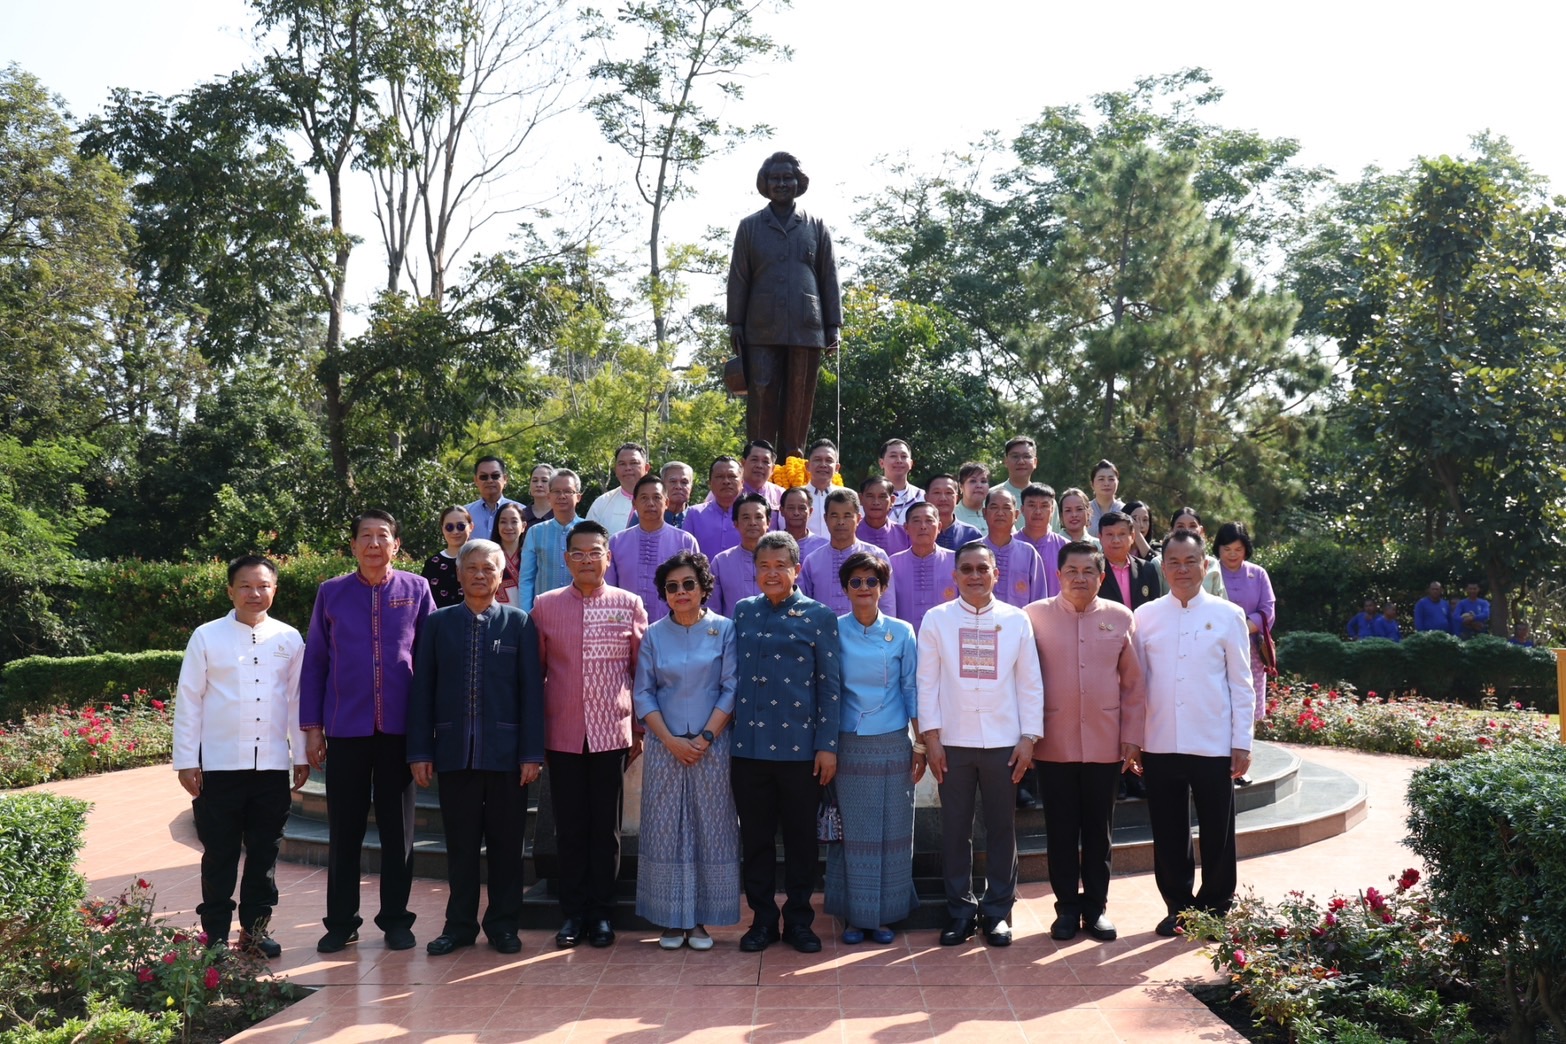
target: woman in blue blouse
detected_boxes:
[633,550,741,951]
[825,551,922,944]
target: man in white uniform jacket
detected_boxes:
[918,540,1045,949]
[1130,529,1255,938]
[173,555,309,957]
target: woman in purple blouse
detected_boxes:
[1213,522,1275,722]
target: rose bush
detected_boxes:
[0,691,174,788]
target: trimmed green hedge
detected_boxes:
[0,792,88,925]
[1,652,185,721]
[1407,743,1566,1039]
[1277,630,1558,711]
[1256,537,1477,637]
[73,552,353,655]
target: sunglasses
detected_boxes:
[663,578,700,593]
[477,471,504,480]
[443,522,470,532]
[845,576,881,589]
[957,564,994,576]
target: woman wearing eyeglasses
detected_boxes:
[825,551,921,945]
[632,550,740,951]
[421,506,473,608]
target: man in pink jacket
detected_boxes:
[1024,540,1146,942]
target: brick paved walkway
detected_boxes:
[36,745,1427,1042]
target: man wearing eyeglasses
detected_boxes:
[1131,529,1254,938]
[917,541,1044,948]
[606,475,699,623]
[531,520,648,950]
[466,456,519,542]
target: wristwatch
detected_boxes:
[700,729,716,744]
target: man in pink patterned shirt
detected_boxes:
[532,520,648,950]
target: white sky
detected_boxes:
[10,0,1566,326]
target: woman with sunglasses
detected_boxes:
[421,506,473,608]
[632,550,740,951]
[824,551,921,946]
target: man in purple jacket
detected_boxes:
[301,509,435,954]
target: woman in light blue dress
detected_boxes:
[824,551,922,945]
[634,550,740,950]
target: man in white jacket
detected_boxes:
[172,555,309,957]
[917,541,1045,949]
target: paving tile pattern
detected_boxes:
[33,744,1428,1042]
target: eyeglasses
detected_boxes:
[567,549,607,562]
[845,576,881,589]
[663,578,700,593]
[443,522,470,532]
[477,472,504,481]
[957,564,994,576]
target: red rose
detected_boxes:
[137,967,154,984]
[204,966,221,990]
[1398,868,1420,890]
[1273,926,1288,939]
[1233,948,1248,968]
[162,952,177,965]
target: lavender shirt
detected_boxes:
[300,569,435,737]
[606,524,701,624]
[985,537,1047,609]
[1220,562,1276,633]
[799,540,897,619]
[1019,530,1069,598]
[710,544,762,617]
[683,500,741,559]
[889,546,956,634]
[857,519,912,555]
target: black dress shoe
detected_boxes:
[237,928,282,959]
[939,917,977,946]
[980,916,1012,947]
[1015,786,1040,810]
[316,928,359,954]
[1083,913,1118,941]
[490,932,522,954]
[1154,913,1184,938]
[587,919,616,948]
[426,934,474,956]
[784,925,822,953]
[739,923,780,952]
[1049,913,1079,941]
[384,926,416,951]
[555,917,584,949]
[1123,774,1147,799]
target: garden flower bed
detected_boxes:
[0,690,175,788]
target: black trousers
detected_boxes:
[730,756,819,930]
[937,746,1018,921]
[1142,752,1238,916]
[1037,760,1121,918]
[546,744,627,921]
[438,768,528,941]
[323,732,416,934]
[191,769,291,942]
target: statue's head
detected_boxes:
[756,151,809,198]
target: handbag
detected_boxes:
[1256,615,1279,676]
[816,783,843,843]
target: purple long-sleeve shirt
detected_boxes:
[889,546,956,634]
[986,537,1047,609]
[1018,530,1069,598]
[300,569,434,737]
[710,544,762,617]
[605,523,700,624]
[857,519,912,556]
[1220,562,1276,633]
[799,540,896,619]
[683,500,741,559]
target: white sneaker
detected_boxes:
[687,925,713,951]
[658,927,686,950]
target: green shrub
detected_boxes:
[72,553,352,657]
[1277,631,1558,710]
[0,996,180,1043]
[0,653,184,720]
[1406,743,1566,1042]
[0,793,88,924]
[1257,536,1472,637]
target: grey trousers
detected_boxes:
[938,746,1018,921]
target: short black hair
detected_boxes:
[568,520,610,549]
[859,475,894,496]
[780,485,813,510]
[839,550,890,589]
[731,492,771,523]
[655,550,715,605]
[1021,483,1056,504]
[1056,540,1104,572]
[1213,521,1254,559]
[878,438,911,457]
[474,455,507,476]
[352,508,400,541]
[741,439,777,462]
[1098,510,1133,533]
[1165,528,1206,553]
[633,473,664,498]
[227,554,279,584]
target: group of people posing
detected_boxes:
[170,433,1275,962]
